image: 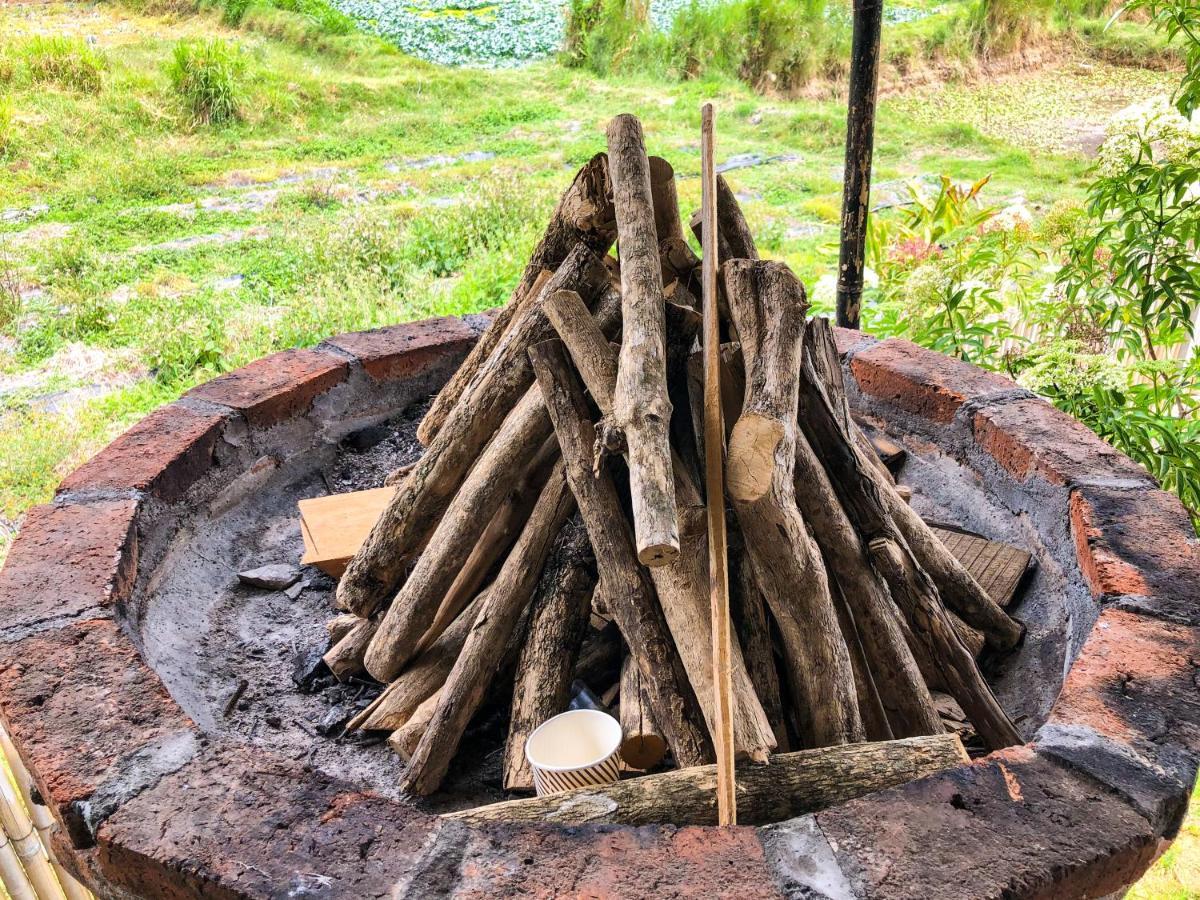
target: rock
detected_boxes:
[238,564,300,591]
[291,645,330,692]
[284,580,308,601]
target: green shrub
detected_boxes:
[0,96,13,158]
[19,36,107,92]
[220,0,252,26]
[166,39,244,126]
[563,0,660,75]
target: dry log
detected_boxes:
[606,113,679,567]
[503,523,596,791]
[388,691,439,762]
[418,154,616,445]
[649,156,686,244]
[722,259,862,747]
[325,613,360,645]
[687,174,759,263]
[531,338,711,767]
[544,289,776,762]
[832,583,894,742]
[336,243,611,618]
[447,734,967,827]
[620,655,668,770]
[348,590,487,733]
[729,537,788,750]
[323,617,376,681]
[401,459,577,796]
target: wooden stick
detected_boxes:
[387,691,439,762]
[531,339,711,768]
[418,154,617,444]
[323,616,376,681]
[447,734,967,827]
[619,655,668,770]
[728,536,788,750]
[701,103,737,827]
[606,113,679,567]
[336,244,610,618]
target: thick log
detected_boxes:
[418,154,616,445]
[503,523,596,792]
[729,536,788,750]
[688,175,759,263]
[606,113,679,567]
[620,655,668,770]
[531,339,711,767]
[797,319,1020,750]
[649,156,686,244]
[401,460,577,795]
[544,290,776,762]
[337,244,610,618]
[447,734,967,827]
[722,260,862,747]
[322,617,376,681]
[349,590,488,733]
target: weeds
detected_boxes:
[167,38,244,126]
[18,36,107,92]
[0,96,13,158]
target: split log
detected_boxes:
[544,289,776,762]
[722,259,862,747]
[418,154,617,445]
[348,590,487,733]
[687,174,759,263]
[388,691,439,762]
[323,617,376,681]
[620,655,668,770]
[797,319,1020,750]
[503,523,597,792]
[729,537,788,750]
[606,113,679,567]
[336,243,610,618]
[401,460,577,796]
[447,734,967,827]
[531,338,711,767]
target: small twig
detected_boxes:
[222,679,249,718]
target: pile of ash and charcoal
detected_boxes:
[312,114,1027,825]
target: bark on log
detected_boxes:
[722,260,862,747]
[323,617,376,681]
[606,114,679,567]
[729,537,788,750]
[688,175,759,263]
[649,156,686,244]
[575,619,622,688]
[336,244,610,618]
[544,290,776,762]
[401,461,577,795]
[325,613,360,645]
[620,655,668,770]
[832,582,894,742]
[388,691,439,762]
[349,590,488,733]
[418,154,616,445]
[503,523,596,791]
[447,734,967,827]
[531,339,711,767]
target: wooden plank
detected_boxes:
[928,524,1032,609]
[298,486,397,577]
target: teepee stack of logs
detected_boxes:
[321,113,1025,805]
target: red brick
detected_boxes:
[833,325,877,358]
[187,349,348,427]
[817,746,1158,900]
[325,316,476,382]
[97,742,437,899]
[58,404,227,501]
[452,822,781,899]
[1070,486,1200,617]
[850,338,1020,423]
[1049,608,1200,754]
[0,619,193,845]
[0,500,138,635]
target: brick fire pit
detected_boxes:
[0,315,1196,899]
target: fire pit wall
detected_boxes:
[0,315,1197,899]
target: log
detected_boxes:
[649,156,686,244]
[503,523,597,791]
[401,460,578,795]
[336,243,611,618]
[531,339,711,767]
[687,174,759,263]
[619,655,668,770]
[322,617,376,681]
[832,582,894,742]
[325,613,360,645]
[575,619,622,688]
[722,260,862,747]
[729,536,788,750]
[606,113,679,567]
[544,289,776,763]
[418,153,617,445]
[388,691,439,762]
[348,590,487,733]
[446,734,967,827]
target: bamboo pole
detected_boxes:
[0,770,67,900]
[700,102,737,827]
[836,0,884,329]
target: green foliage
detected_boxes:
[167,38,244,126]
[0,95,13,158]
[1125,0,1200,116]
[17,36,107,92]
[221,0,253,26]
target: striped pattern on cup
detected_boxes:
[525,709,624,798]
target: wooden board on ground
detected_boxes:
[927,523,1032,609]
[300,486,397,577]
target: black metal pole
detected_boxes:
[836,0,884,330]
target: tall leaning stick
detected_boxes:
[700,103,737,826]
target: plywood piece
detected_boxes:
[299,486,397,577]
[928,523,1032,609]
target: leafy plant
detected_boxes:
[166,39,244,126]
[19,36,107,93]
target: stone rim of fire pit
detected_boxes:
[0,314,1196,898]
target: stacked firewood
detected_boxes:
[321,114,1025,805]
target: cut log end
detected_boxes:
[637,542,679,567]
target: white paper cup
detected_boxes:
[524,709,623,797]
